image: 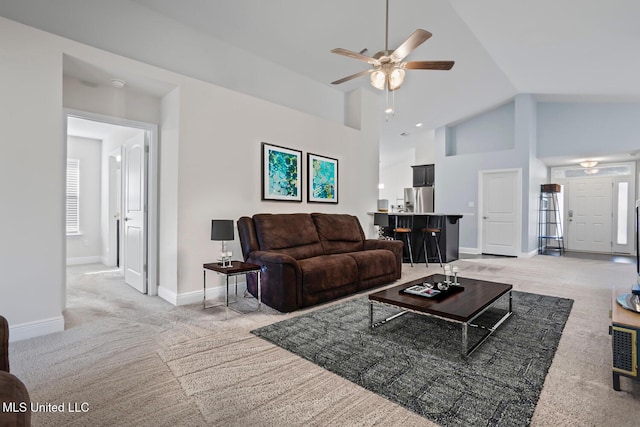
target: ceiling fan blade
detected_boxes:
[331,48,376,64]
[390,29,432,62]
[331,69,371,85]
[405,61,455,70]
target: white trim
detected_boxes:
[9,316,65,342]
[64,109,159,297]
[459,246,481,255]
[66,256,103,266]
[157,286,178,305]
[157,281,249,306]
[176,290,205,306]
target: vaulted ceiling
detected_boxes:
[132,1,640,132]
[4,0,640,153]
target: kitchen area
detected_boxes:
[376,164,463,264]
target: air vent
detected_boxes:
[612,327,637,375]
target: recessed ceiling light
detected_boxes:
[415,123,423,127]
[110,78,126,88]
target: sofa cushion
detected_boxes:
[254,213,324,260]
[311,213,365,254]
[298,254,358,295]
[346,249,397,283]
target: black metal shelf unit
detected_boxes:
[538,184,565,254]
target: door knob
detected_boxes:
[483,216,488,219]
[124,217,131,222]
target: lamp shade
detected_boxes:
[373,213,389,227]
[211,219,234,241]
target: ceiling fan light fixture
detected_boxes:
[388,68,405,90]
[370,70,386,90]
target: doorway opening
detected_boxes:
[64,110,158,310]
[551,162,636,255]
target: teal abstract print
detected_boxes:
[308,153,338,203]
[262,143,302,201]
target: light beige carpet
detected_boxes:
[9,256,640,426]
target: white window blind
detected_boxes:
[66,158,80,234]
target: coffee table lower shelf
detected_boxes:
[369,275,513,357]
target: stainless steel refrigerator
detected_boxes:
[404,187,434,213]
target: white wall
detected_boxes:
[378,130,436,211]
[415,130,436,166]
[0,17,65,338]
[63,75,162,125]
[0,16,379,336]
[158,88,181,298]
[0,0,344,126]
[173,82,378,300]
[66,136,102,264]
[378,148,414,209]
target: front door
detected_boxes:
[481,170,520,256]
[567,177,613,252]
[122,133,147,293]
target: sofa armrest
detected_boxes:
[363,239,403,279]
[246,251,302,312]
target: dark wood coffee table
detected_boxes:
[369,274,513,357]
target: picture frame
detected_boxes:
[307,153,338,204]
[261,142,302,202]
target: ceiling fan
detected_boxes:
[330,0,454,91]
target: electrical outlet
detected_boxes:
[83,239,89,247]
[468,201,475,208]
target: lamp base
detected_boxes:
[218,257,233,268]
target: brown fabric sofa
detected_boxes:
[0,315,31,427]
[238,213,403,312]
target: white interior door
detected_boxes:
[567,177,613,252]
[481,170,520,256]
[123,133,147,293]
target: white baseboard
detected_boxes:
[9,316,65,342]
[158,280,248,306]
[66,256,103,266]
[459,247,481,255]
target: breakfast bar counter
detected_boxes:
[377,213,463,264]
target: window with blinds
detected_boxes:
[66,158,80,235]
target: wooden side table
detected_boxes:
[611,284,640,391]
[203,261,262,311]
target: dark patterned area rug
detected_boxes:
[252,291,573,427]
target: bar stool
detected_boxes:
[393,216,414,267]
[420,216,443,267]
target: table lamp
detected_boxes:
[373,213,389,239]
[211,219,234,267]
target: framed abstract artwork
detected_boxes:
[308,153,338,204]
[261,142,302,202]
